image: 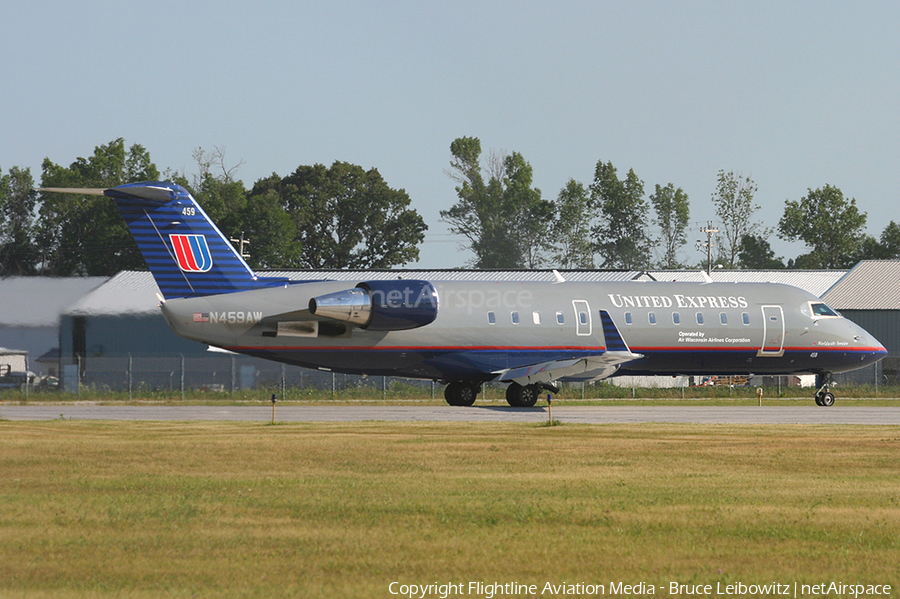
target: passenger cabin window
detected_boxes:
[532,311,541,325]
[649,312,657,325]
[624,311,633,325]
[579,311,588,325]
[511,311,519,325]
[720,312,728,325]
[672,312,681,325]
[696,312,705,325]
[487,311,496,325]
[556,311,564,325]
[742,312,750,326]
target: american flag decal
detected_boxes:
[170,234,213,272]
[193,313,210,323]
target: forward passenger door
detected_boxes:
[759,305,785,356]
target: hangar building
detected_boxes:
[0,276,107,376]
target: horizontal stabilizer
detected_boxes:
[39,187,108,196]
[41,183,177,202]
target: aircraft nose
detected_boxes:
[856,327,888,367]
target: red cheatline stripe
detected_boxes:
[223,345,885,353]
[225,345,607,352]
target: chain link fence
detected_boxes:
[56,354,441,400]
[33,353,897,400]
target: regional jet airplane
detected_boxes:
[43,182,887,407]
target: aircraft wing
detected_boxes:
[494,310,643,386]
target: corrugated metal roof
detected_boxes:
[0,347,28,355]
[66,271,162,316]
[645,270,847,297]
[0,276,108,326]
[264,269,642,282]
[821,260,900,310]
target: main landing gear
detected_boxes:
[505,382,540,407]
[442,381,557,407]
[444,381,479,406]
[814,374,835,407]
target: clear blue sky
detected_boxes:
[3,1,899,268]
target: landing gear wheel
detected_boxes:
[505,383,539,407]
[505,384,520,407]
[444,381,478,406]
[814,376,835,407]
[815,390,835,407]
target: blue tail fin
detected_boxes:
[104,181,289,299]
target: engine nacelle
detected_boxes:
[309,280,439,331]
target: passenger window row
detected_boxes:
[486,310,567,325]
[625,311,751,326]
[485,309,752,326]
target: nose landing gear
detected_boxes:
[814,374,835,406]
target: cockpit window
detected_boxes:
[810,302,840,318]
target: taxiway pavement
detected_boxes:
[3,405,900,425]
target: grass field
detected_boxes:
[1,421,898,598]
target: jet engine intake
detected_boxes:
[308,280,438,331]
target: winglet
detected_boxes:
[598,309,632,353]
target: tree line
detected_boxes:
[443,136,900,270]
[1,136,897,276]
[0,139,426,276]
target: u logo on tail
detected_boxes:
[170,234,213,272]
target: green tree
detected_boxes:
[737,234,784,269]
[0,166,39,275]
[590,161,651,270]
[855,221,900,260]
[168,147,256,264]
[441,137,553,268]
[777,184,867,269]
[502,152,555,268]
[711,171,764,268]
[174,147,248,237]
[649,183,690,269]
[250,161,426,269]
[877,221,900,258]
[550,179,594,268]
[239,174,302,269]
[37,139,159,275]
